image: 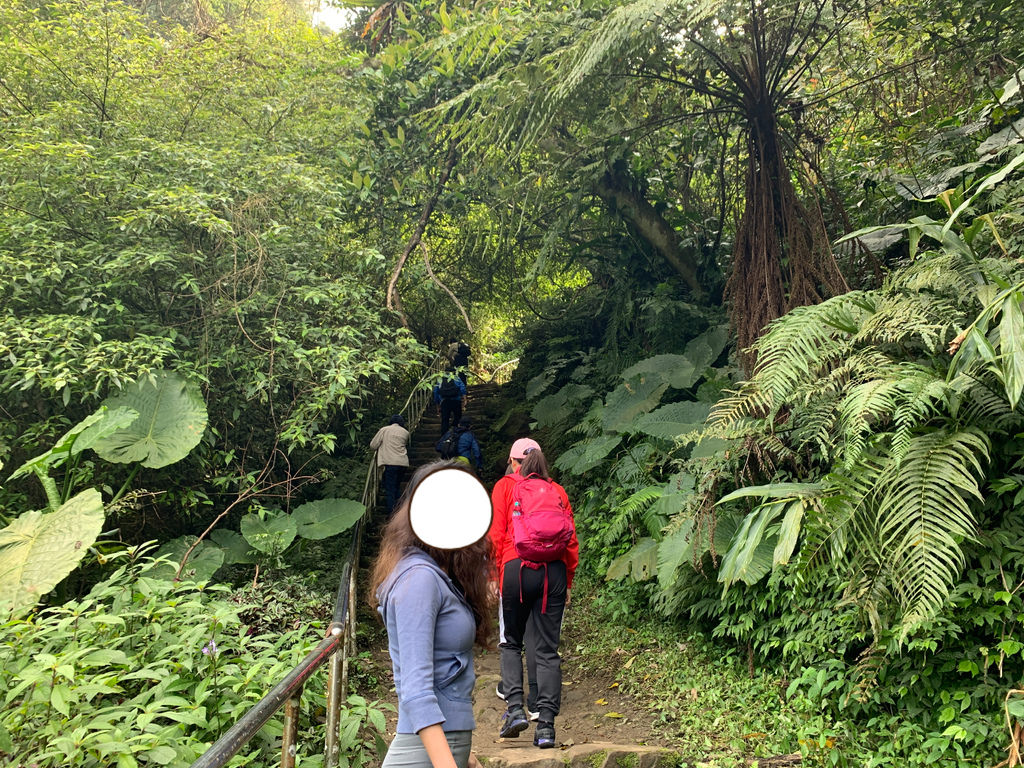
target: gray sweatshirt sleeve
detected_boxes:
[388,568,446,732]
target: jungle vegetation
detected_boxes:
[0,0,1022,764]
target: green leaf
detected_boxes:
[606,537,658,582]
[602,375,669,433]
[9,406,139,481]
[554,434,622,475]
[292,498,365,540]
[657,519,695,589]
[632,401,710,440]
[718,502,785,588]
[0,489,105,618]
[531,384,594,429]
[772,500,805,567]
[144,746,178,765]
[998,292,1024,408]
[717,482,824,505]
[150,536,224,582]
[210,529,256,565]
[93,372,208,469]
[240,512,297,554]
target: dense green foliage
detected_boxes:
[0,550,386,767]
[3,0,1024,763]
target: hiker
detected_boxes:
[435,416,482,471]
[447,338,471,386]
[370,414,410,514]
[433,370,466,435]
[370,462,492,768]
[489,441,578,749]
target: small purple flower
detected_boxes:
[202,638,218,657]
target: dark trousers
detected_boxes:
[499,559,567,723]
[440,398,462,435]
[382,465,404,514]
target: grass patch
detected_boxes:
[564,577,828,767]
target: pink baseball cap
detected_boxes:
[509,438,541,460]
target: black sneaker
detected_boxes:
[499,706,529,739]
[534,720,556,749]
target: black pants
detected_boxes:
[499,559,567,723]
[382,465,404,514]
[440,398,462,435]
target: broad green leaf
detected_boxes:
[602,375,669,433]
[144,746,178,765]
[531,384,594,429]
[93,372,208,469]
[605,537,658,582]
[999,293,1024,408]
[9,407,138,481]
[718,502,785,588]
[0,489,105,618]
[717,482,824,505]
[657,519,695,589]
[150,536,225,582]
[632,401,711,439]
[240,512,297,554]
[292,498,365,540]
[555,434,622,475]
[773,500,806,566]
[210,529,256,565]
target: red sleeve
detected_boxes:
[488,476,513,582]
[557,483,579,588]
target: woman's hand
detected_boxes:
[467,752,483,768]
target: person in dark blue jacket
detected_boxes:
[370,463,493,768]
[433,370,467,435]
[436,416,483,471]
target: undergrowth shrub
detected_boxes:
[0,553,385,768]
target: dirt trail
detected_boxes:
[369,610,677,768]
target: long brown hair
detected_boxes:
[518,448,551,480]
[369,461,494,647]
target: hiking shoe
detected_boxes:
[534,721,556,749]
[526,707,539,722]
[499,707,529,739]
[495,684,506,701]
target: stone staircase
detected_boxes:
[405,381,507,487]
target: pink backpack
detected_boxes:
[511,474,574,564]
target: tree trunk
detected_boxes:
[594,166,707,301]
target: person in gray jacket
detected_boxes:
[370,414,410,513]
[370,462,493,768]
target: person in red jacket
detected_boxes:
[489,439,578,749]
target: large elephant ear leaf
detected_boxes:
[293,499,365,540]
[0,489,105,618]
[93,372,208,468]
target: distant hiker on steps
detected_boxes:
[435,416,483,471]
[446,337,471,386]
[433,369,466,435]
[369,414,410,514]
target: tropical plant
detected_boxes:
[0,549,388,767]
[0,372,209,617]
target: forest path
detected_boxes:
[370,380,676,765]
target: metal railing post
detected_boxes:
[281,683,304,768]
[324,620,345,768]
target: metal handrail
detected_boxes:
[189,354,446,768]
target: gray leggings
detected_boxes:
[381,730,473,768]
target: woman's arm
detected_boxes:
[418,724,460,768]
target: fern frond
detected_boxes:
[875,428,989,638]
[747,292,874,413]
[853,292,960,354]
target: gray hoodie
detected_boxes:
[376,548,476,733]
